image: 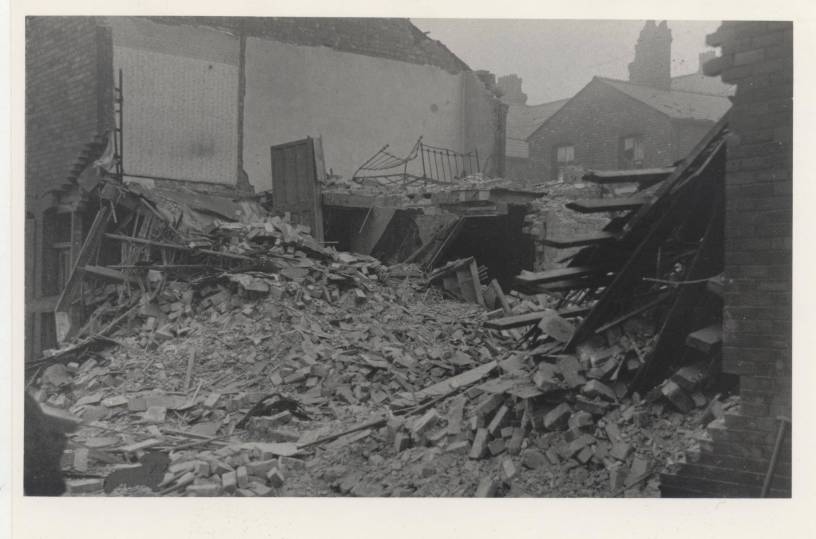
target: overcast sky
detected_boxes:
[412,19,721,104]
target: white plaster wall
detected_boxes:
[111,19,239,184]
[244,38,465,192]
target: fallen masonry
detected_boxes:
[27,122,738,497]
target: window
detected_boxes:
[552,144,575,182]
[619,135,644,169]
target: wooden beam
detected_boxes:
[686,324,723,354]
[540,231,616,248]
[516,266,605,285]
[83,265,140,284]
[566,196,650,214]
[468,259,485,308]
[485,306,592,330]
[489,279,512,314]
[104,233,252,261]
[583,167,674,186]
[54,206,111,343]
[593,293,672,334]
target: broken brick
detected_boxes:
[66,478,104,494]
[521,448,547,469]
[486,405,510,436]
[501,457,517,480]
[487,438,506,456]
[394,432,411,453]
[446,440,470,454]
[266,467,285,488]
[582,380,617,402]
[560,434,595,459]
[236,466,249,489]
[411,409,440,437]
[221,471,237,494]
[474,477,500,497]
[610,442,633,461]
[469,428,489,459]
[506,428,525,455]
[543,403,572,430]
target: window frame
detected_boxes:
[618,134,645,169]
[552,143,576,182]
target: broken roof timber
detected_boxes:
[583,167,675,186]
[566,196,652,214]
[322,187,540,211]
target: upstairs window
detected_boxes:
[619,135,644,169]
[553,144,575,182]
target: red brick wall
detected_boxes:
[661,21,792,497]
[528,79,710,181]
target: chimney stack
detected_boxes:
[628,20,672,90]
[698,51,717,73]
[497,74,528,105]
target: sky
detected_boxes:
[412,19,721,104]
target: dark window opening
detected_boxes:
[552,144,575,182]
[619,135,644,169]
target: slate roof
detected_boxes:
[670,71,735,97]
[597,77,732,122]
[505,99,569,158]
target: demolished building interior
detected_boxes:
[24,111,765,498]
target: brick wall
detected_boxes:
[661,21,792,497]
[147,17,469,75]
[528,79,696,181]
[25,17,114,360]
[25,17,113,213]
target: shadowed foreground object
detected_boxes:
[24,393,77,496]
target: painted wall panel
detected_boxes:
[111,18,239,184]
[244,38,464,191]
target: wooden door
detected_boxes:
[270,137,324,241]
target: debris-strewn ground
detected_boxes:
[32,216,734,498]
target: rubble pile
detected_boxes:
[28,122,734,497]
[27,207,727,498]
[323,172,523,199]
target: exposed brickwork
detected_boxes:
[146,17,470,75]
[528,78,715,181]
[26,17,114,213]
[25,17,114,360]
[661,21,792,498]
[628,20,672,91]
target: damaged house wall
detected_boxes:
[25,17,115,360]
[109,18,240,187]
[104,17,505,193]
[243,38,465,190]
[661,21,792,498]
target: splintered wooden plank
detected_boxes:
[516,266,604,285]
[707,274,725,298]
[540,231,616,248]
[566,196,651,214]
[55,206,111,343]
[686,325,723,354]
[583,167,674,186]
[485,306,591,330]
[396,361,498,404]
[83,265,140,284]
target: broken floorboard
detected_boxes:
[539,231,616,248]
[583,167,674,187]
[686,324,723,354]
[485,306,592,330]
[515,266,606,285]
[566,196,651,214]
